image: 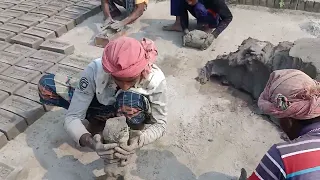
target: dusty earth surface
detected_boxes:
[0,2,319,180]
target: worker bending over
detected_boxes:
[249,69,320,179]
[38,37,167,163]
[164,0,232,37]
[101,0,147,30]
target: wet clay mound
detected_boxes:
[199,37,320,99]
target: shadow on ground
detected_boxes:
[132,149,237,180]
[25,108,103,180]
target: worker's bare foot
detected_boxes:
[162,23,182,32]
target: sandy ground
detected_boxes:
[0,2,319,180]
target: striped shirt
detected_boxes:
[249,122,320,180]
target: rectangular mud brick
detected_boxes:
[0,131,7,149]
[289,0,299,9]
[58,9,86,25]
[0,162,17,179]
[30,73,43,85]
[245,0,254,5]
[0,109,27,140]
[274,0,280,8]
[26,0,52,4]
[0,95,45,125]
[0,90,9,102]
[4,44,37,57]
[14,83,40,103]
[267,0,275,7]
[30,7,58,17]
[59,54,93,69]
[46,15,75,31]
[0,61,10,73]
[0,2,14,9]
[2,66,40,82]
[46,64,82,77]
[30,49,66,63]
[253,0,260,5]
[314,2,320,12]
[304,1,314,11]
[36,21,68,37]
[0,29,15,42]
[297,0,306,10]
[0,23,27,34]
[0,0,25,4]
[40,39,75,55]
[0,75,25,94]
[23,27,56,40]
[9,18,39,27]
[16,57,54,72]
[19,13,48,23]
[0,9,25,18]
[11,34,44,49]
[21,1,44,7]
[0,14,13,23]
[75,1,101,15]
[40,4,66,12]
[0,51,24,64]
[10,4,37,13]
[95,29,126,48]
[65,6,91,18]
[0,41,10,50]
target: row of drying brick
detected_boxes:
[0,38,98,149]
[0,0,101,49]
[234,0,320,12]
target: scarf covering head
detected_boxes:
[258,69,320,120]
[102,37,158,78]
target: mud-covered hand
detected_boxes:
[114,131,144,166]
[110,21,125,32]
[93,134,119,161]
[101,17,115,30]
[238,168,247,180]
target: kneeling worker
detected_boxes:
[101,0,147,30]
[248,69,320,179]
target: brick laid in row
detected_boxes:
[46,15,75,31]
[2,66,40,82]
[4,44,37,57]
[23,27,56,40]
[0,29,15,42]
[0,23,27,34]
[59,54,93,69]
[11,33,44,49]
[0,109,27,140]
[0,61,10,73]
[30,6,58,17]
[0,90,9,102]
[0,75,25,94]
[0,51,24,64]
[0,95,45,125]
[14,83,41,103]
[36,21,68,37]
[10,4,37,13]
[40,39,74,55]
[0,9,24,18]
[31,49,66,63]
[16,57,54,72]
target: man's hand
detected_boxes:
[114,131,144,166]
[93,134,119,161]
[110,21,125,32]
[101,17,115,30]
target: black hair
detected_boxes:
[297,116,320,126]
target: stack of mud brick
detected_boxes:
[234,0,320,12]
[0,0,102,149]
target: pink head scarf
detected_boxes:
[258,69,320,120]
[102,36,158,78]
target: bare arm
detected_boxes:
[122,3,145,25]
[101,0,112,20]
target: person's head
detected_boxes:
[102,37,158,90]
[258,69,320,140]
[186,0,198,6]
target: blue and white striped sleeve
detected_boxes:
[249,144,286,180]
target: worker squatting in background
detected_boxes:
[37,37,167,169]
[248,69,320,180]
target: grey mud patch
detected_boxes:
[300,21,320,37]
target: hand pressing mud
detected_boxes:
[182,30,215,50]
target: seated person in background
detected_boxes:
[181,0,233,38]
[101,0,147,30]
[248,69,320,180]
